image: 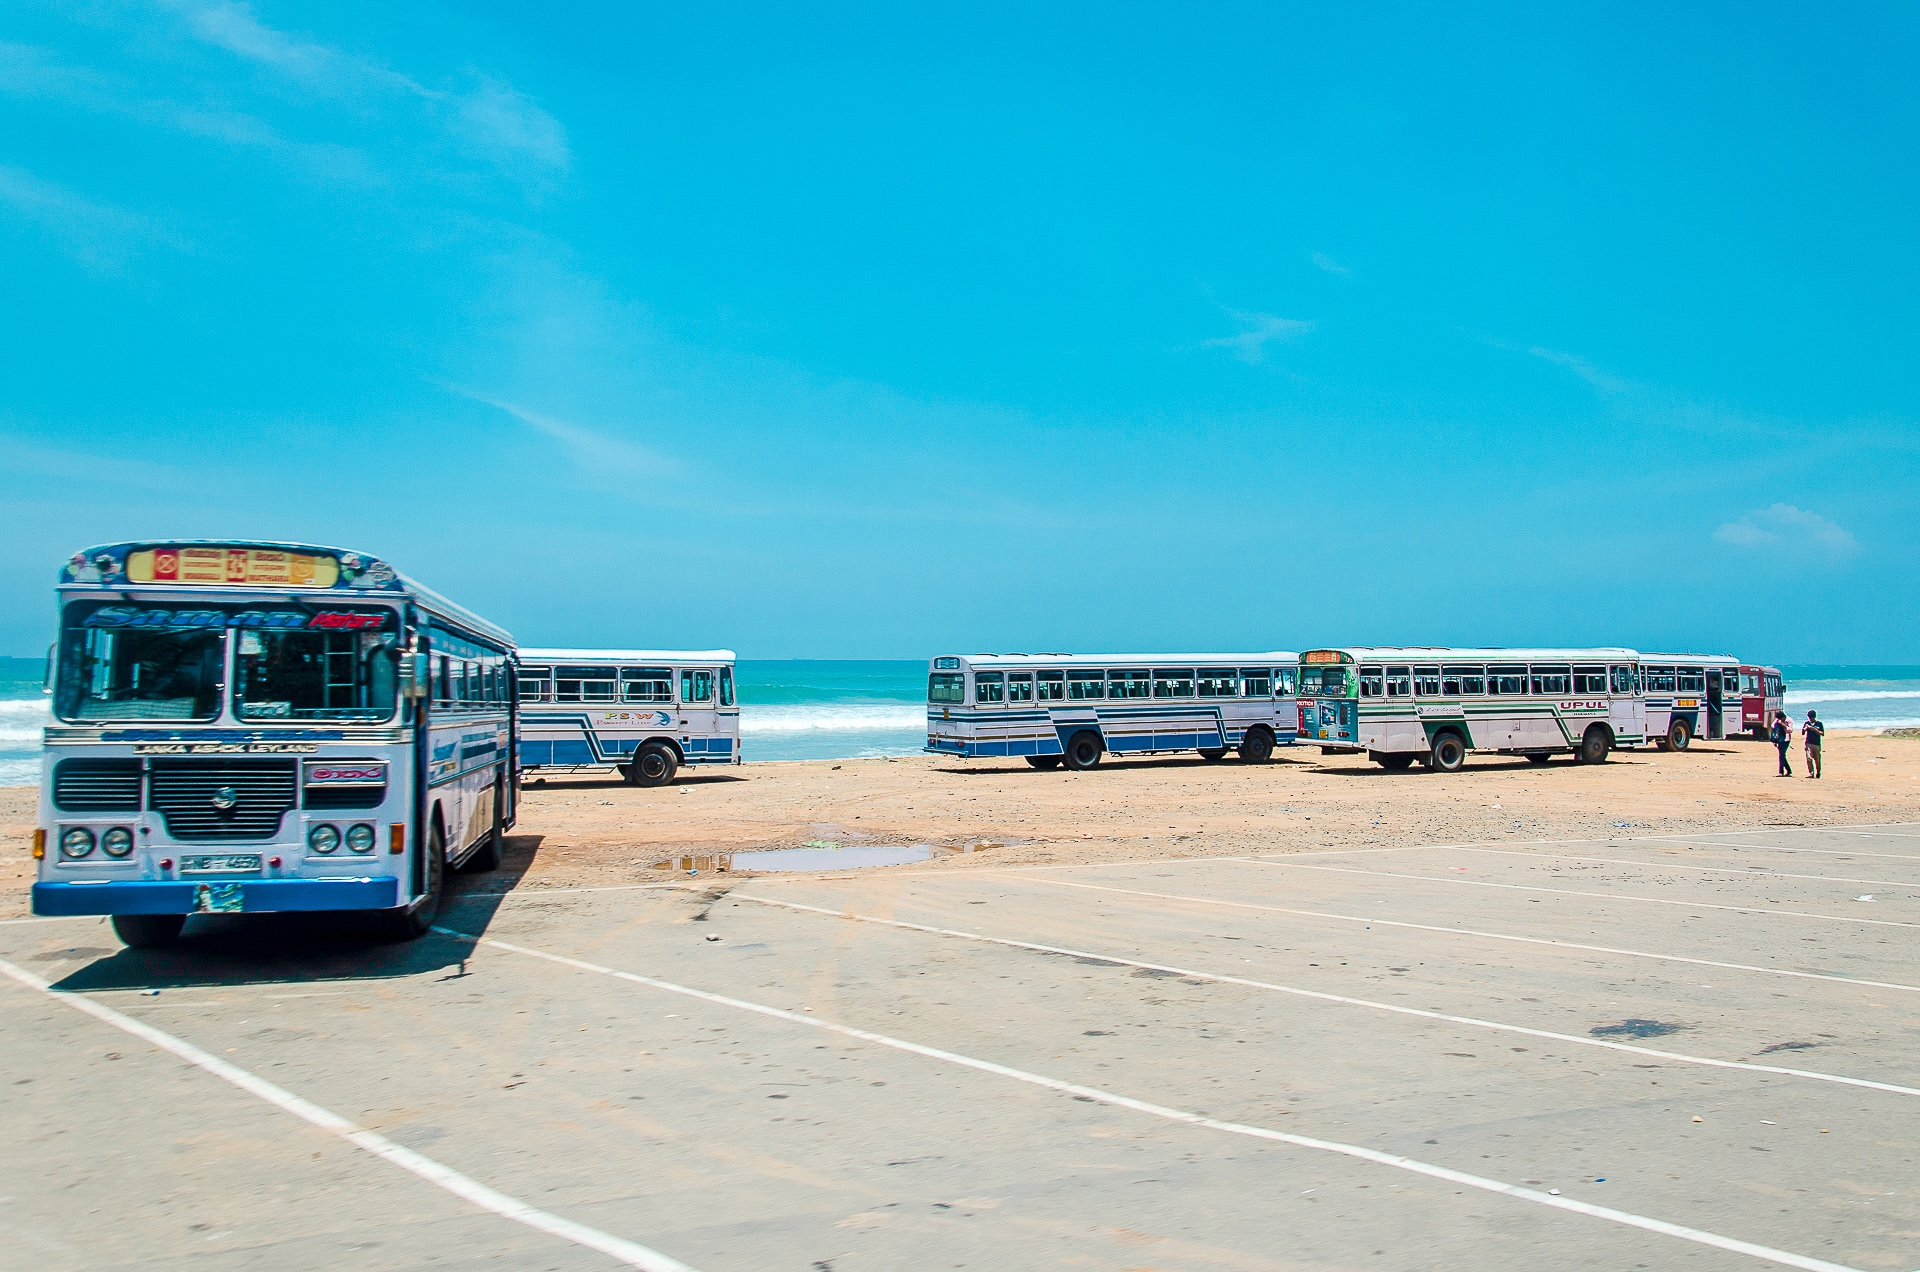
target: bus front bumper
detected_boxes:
[32,877,402,917]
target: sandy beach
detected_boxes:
[10,731,1915,913]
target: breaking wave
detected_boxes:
[740,702,925,734]
[0,698,48,745]
[1785,688,1920,704]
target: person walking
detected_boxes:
[1770,709,1793,776]
[1802,709,1824,778]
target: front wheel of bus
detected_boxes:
[1025,755,1063,770]
[1667,717,1692,751]
[628,743,679,787]
[1063,731,1103,771]
[1237,728,1275,764]
[111,913,185,949]
[386,823,444,941]
[1428,732,1467,773]
[1576,725,1612,764]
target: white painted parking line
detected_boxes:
[0,915,97,926]
[1240,859,1920,929]
[1439,846,1920,890]
[433,925,1868,1272]
[985,874,1920,996]
[0,956,702,1272]
[723,891,1920,1099]
[1635,839,1920,864]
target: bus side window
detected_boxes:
[1384,666,1411,697]
[1067,670,1105,699]
[1611,666,1631,695]
[622,667,672,702]
[1197,668,1236,697]
[1036,671,1065,700]
[1007,673,1033,702]
[1574,665,1607,694]
[436,655,451,705]
[682,669,715,703]
[1533,665,1570,696]
[1112,670,1150,699]
[1151,668,1194,698]
[974,671,1004,703]
[1414,666,1440,696]
[720,666,734,707]
[1359,666,1383,697]
[1240,668,1272,696]
[1451,665,1485,695]
[518,668,550,702]
[1277,667,1295,696]
[1487,665,1525,696]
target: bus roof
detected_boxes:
[519,648,737,663]
[1639,652,1740,665]
[1302,647,1639,663]
[57,539,515,648]
[933,652,1298,668]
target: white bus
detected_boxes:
[515,649,739,786]
[925,653,1300,770]
[1637,653,1739,750]
[1296,647,1645,771]
[33,540,515,947]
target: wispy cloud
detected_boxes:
[1202,310,1315,365]
[0,164,185,270]
[1478,334,1626,393]
[1714,504,1859,559]
[158,0,571,179]
[451,387,678,478]
[1310,252,1349,275]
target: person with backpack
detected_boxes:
[1770,710,1793,776]
[1801,709,1825,778]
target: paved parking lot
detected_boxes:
[5,822,1918,1272]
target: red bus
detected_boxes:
[1738,665,1785,739]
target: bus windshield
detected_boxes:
[56,603,225,721]
[1297,665,1352,698]
[234,610,400,721]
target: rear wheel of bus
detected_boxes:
[627,742,679,786]
[1666,717,1692,751]
[111,913,185,949]
[1062,731,1103,770]
[1024,755,1062,770]
[1197,748,1227,761]
[1237,727,1275,763]
[1425,731,1466,773]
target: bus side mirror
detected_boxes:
[398,652,430,699]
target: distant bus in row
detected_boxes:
[925,653,1299,769]
[34,540,514,948]
[515,649,739,786]
[1295,647,1786,771]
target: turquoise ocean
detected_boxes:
[3,658,1917,786]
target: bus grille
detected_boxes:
[150,759,297,840]
[51,759,142,812]
[305,785,386,810]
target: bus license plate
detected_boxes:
[179,854,262,874]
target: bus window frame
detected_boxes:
[1006,672,1034,703]
[974,670,1005,704]
[1066,669,1106,700]
[1413,665,1440,697]
[1035,670,1065,701]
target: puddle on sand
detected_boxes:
[730,843,944,872]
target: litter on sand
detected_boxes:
[1856,895,1876,902]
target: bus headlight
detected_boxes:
[345,823,376,854]
[60,828,95,859]
[101,827,134,858]
[308,823,341,854]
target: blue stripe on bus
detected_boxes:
[32,877,402,916]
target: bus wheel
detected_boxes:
[1063,731,1104,770]
[1377,752,1414,771]
[629,743,678,786]
[1025,755,1063,770]
[1576,725,1612,764]
[1238,727,1275,763]
[111,913,185,949]
[386,822,445,940]
[1198,748,1228,761]
[1667,717,1692,751]
[1428,732,1466,773]
[1525,753,1552,765]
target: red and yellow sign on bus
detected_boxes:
[127,546,340,588]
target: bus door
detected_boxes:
[1609,665,1643,744]
[1705,670,1725,740]
[680,668,718,757]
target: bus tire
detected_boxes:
[1428,731,1467,773]
[1576,724,1612,764]
[1063,731,1104,770]
[628,743,678,786]
[1025,755,1063,770]
[1667,717,1692,751]
[111,913,185,949]
[385,821,445,941]
[1376,752,1414,771]
[1197,748,1228,761]
[1238,727,1275,763]
[1525,753,1552,765]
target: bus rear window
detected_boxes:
[929,673,965,703]
[1298,666,1351,697]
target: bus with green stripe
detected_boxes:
[1295,647,1645,772]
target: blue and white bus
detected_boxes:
[515,649,739,786]
[33,540,516,947]
[925,653,1300,769]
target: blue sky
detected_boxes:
[3,2,1915,660]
